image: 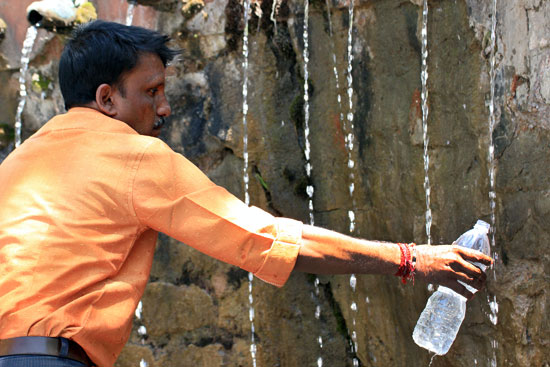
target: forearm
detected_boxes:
[294,224,401,275]
[293,224,493,300]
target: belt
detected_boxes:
[0,336,93,366]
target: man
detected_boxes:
[0,21,492,367]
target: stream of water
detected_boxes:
[325,0,345,144]
[303,0,314,227]
[301,2,325,366]
[344,2,359,366]
[134,301,148,367]
[241,0,257,365]
[270,0,282,35]
[126,1,136,26]
[488,0,497,261]
[487,0,499,365]
[326,2,360,364]
[14,26,38,149]
[345,0,357,236]
[420,0,432,246]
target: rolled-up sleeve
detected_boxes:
[131,140,303,287]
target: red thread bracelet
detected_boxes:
[394,242,416,284]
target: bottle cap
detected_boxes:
[474,220,490,234]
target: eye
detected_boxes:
[148,87,159,96]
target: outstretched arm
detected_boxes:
[294,225,493,299]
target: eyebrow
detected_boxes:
[145,72,165,85]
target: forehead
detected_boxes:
[124,52,166,84]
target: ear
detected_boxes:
[95,83,117,117]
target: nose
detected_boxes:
[157,93,171,117]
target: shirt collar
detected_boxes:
[38,107,139,136]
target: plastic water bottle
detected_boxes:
[412,220,491,355]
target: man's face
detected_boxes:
[112,52,171,137]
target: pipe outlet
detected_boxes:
[0,18,6,41]
[26,0,78,28]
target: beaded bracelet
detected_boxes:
[394,242,417,284]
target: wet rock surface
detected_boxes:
[1,0,550,366]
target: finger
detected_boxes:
[457,247,493,266]
[444,282,475,300]
[456,264,487,291]
[454,272,483,290]
[453,271,485,291]
[449,259,486,280]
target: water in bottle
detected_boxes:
[412,220,491,355]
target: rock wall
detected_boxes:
[1,0,549,366]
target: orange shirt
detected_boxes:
[0,108,302,367]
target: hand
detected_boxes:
[414,245,493,300]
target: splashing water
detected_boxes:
[126,1,136,26]
[15,26,38,149]
[420,0,432,245]
[241,0,256,365]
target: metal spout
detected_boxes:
[26,0,77,28]
[0,18,6,42]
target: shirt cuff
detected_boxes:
[253,217,303,287]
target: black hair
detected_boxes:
[59,20,179,110]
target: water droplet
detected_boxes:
[350,274,356,289]
[135,301,143,319]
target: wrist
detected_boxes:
[394,242,416,284]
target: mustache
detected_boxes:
[153,117,166,129]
